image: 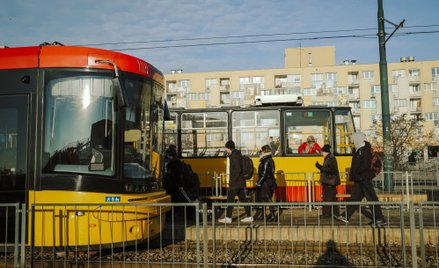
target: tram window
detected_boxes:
[0,97,27,194]
[123,78,156,180]
[43,74,116,176]
[232,110,280,156]
[164,112,178,151]
[181,112,228,157]
[335,109,356,154]
[284,110,331,154]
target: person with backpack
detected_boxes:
[315,144,340,218]
[254,144,277,221]
[218,140,254,224]
[334,132,386,226]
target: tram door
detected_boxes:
[0,95,28,243]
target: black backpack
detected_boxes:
[179,161,200,200]
[241,155,254,180]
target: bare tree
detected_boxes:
[371,113,434,169]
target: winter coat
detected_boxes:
[350,141,375,181]
[319,153,340,186]
[256,153,276,189]
[228,149,246,190]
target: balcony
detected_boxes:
[410,106,422,113]
[220,85,230,91]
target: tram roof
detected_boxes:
[0,45,163,82]
[169,105,352,113]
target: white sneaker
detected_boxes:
[241,216,254,223]
[218,217,232,224]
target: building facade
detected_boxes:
[164,46,439,142]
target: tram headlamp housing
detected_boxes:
[75,211,85,216]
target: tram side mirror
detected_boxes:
[112,77,128,108]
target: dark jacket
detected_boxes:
[228,149,246,189]
[350,141,375,181]
[257,154,276,186]
[319,153,340,186]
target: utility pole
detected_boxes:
[377,0,404,191]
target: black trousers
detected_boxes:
[322,184,339,216]
[345,179,384,220]
[255,184,275,216]
[225,188,251,218]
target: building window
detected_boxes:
[179,79,190,92]
[409,84,421,94]
[410,100,421,112]
[433,97,439,106]
[334,87,347,94]
[395,99,407,107]
[363,100,376,109]
[426,112,438,121]
[303,88,315,96]
[392,69,405,78]
[371,85,380,97]
[311,73,323,88]
[326,72,337,81]
[220,92,230,105]
[287,74,301,84]
[219,78,230,90]
[231,91,243,99]
[205,78,217,90]
[167,81,177,92]
[362,71,375,80]
[188,93,208,101]
[409,69,420,77]
[433,67,439,81]
[239,76,264,89]
[348,72,359,84]
[275,75,287,88]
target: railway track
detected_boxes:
[8,240,436,267]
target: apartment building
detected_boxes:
[164,46,439,141]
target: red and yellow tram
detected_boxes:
[0,44,170,248]
[165,105,357,202]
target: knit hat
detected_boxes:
[321,144,331,153]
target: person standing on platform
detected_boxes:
[254,144,277,221]
[218,140,254,224]
[315,144,340,218]
[334,132,386,226]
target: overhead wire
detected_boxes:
[80,24,439,47]
[69,24,439,51]
[110,30,439,51]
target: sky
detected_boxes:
[2,0,439,74]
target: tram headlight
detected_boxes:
[75,211,85,216]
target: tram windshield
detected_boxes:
[43,72,116,176]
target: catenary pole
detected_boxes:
[377,0,394,191]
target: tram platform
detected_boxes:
[181,202,437,246]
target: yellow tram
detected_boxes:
[165,105,357,202]
[0,45,170,248]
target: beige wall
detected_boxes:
[285,46,336,68]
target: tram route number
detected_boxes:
[105,196,121,202]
